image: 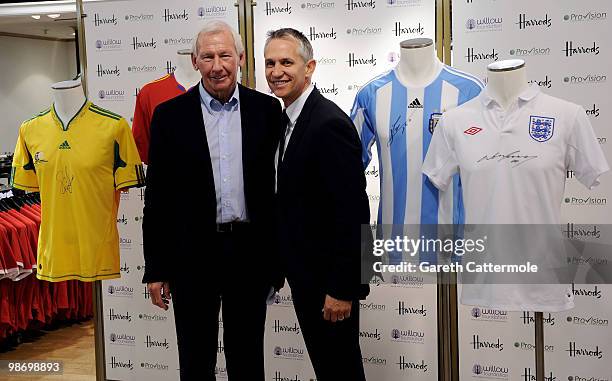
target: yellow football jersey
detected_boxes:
[11,101,144,282]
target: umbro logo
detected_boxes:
[464,127,482,135]
[408,98,423,109]
[59,140,71,149]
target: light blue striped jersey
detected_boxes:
[351,64,483,229]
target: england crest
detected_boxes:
[529,115,555,142]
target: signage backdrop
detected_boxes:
[452,2,612,381]
[83,0,239,379]
[253,1,439,380]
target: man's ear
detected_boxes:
[239,52,246,68]
[305,59,316,79]
[191,54,197,70]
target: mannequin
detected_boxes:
[394,38,442,88]
[51,79,86,127]
[173,49,200,89]
[486,59,528,110]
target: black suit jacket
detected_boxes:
[142,84,282,284]
[276,88,370,301]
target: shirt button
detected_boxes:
[223,178,228,183]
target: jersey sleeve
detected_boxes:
[10,125,39,191]
[422,115,459,191]
[114,118,145,190]
[132,89,151,164]
[566,107,610,189]
[350,90,376,168]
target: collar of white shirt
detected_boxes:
[284,84,315,127]
[480,83,540,108]
[199,81,240,113]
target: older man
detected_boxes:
[265,28,370,380]
[142,21,282,381]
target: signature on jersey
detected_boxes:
[477,150,539,168]
[388,114,407,146]
[56,166,75,194]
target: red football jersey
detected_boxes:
[132,73,187,164]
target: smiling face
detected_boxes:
[192,29,244,102]
[264,37,316,108]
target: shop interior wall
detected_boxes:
[0,36,76,153]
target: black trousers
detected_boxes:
[171,229,269,381]
[289,280,366,381]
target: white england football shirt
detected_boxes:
[423,84,609,311]
[351,63,482,263]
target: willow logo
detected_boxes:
[391,328,425,344]
[107,285,133,298]
[97,89,125,101]
[273,345,305,360]
[94,13,117,27]
[563,41,600,57]
[465,47,498,63]
[308,26,337,40]
[265,2,292,15]
[346,53,376,67]
[566,342,603,359]
[132,37,157,50]
[109,333,136,346]
[162,9,188,22]
[397,357,427,372]
[346,0,376,10]
[273,293,294,307]
[198,5,228,18]
[471,307,509,322]
[95,38,122,51]
[516,13,552,29]
[472,364,509,379]
[466,17,503,32]
[393,22,424,37]
[109,356,133,370]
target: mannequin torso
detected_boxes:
[173,49,201,89]
[395,38,442,88]
[486,59,528,110]
[52,79,86,126]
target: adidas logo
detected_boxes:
[59,140,71,150]
[408,98,423,109]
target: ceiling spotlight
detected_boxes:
[48,14,61,19]
[31,15,41,19]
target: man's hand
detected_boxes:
[322,295,352,323]
[148,282,171,311]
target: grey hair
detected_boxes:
[192,20,245,56]
[264,28,313,62]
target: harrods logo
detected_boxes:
[272,371,301,381]
[393,22,424,37]
[563,223,601,240]
[108,308,132,322]
[470,335,504,351]
[346,53,377,67]
[528,75,552,89]
[465,47,498,63]
[396,302,427,316]
[162,9,189,22]
[273,320,300,334]
[346,0,376,10]
[397,357,428,372]
[308,26,337,40]
[132,36,157,50]
[144,335,170,350]
[265,2,292,15]
[572,284,603,298]
[522,312,555,326]
[566,342,603,359]
[94,13,117,27]
[586,104,600,118]
[521,367,556,381]
[563,41,600,57]
[109,356,134,370]
[516,13,552,29]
